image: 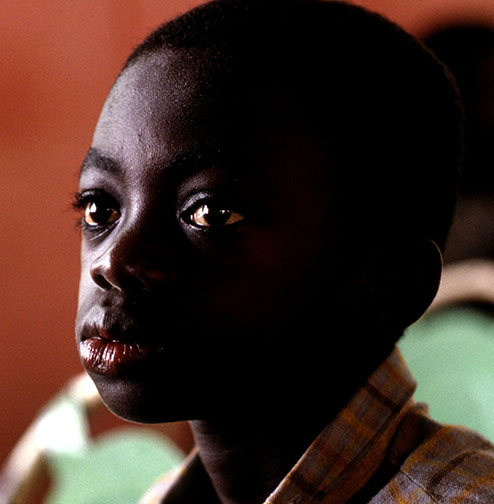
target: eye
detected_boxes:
[74,192,120,228]
[84,201,120,227]
[185,202,244,229]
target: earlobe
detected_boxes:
[366,238,443,331]
[407,239,443,323]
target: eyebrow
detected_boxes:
[80,145,228,178]
[79,145,273,189]
[79,148,121,177]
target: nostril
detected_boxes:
[88,236,174,293]
[92,272,113,291]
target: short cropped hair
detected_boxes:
[125,0,463,250]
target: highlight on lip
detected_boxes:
[79,336,151,376]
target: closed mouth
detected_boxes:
[79,321,162,376]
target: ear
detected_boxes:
[365,238,443,330]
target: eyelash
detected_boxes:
[72,192,87,227]
[72,191,88,212]
[71,190,246,237]
[180,195,245,230]
[72,191,121,233]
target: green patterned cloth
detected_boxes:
[37,393,184,504]
[400,305,494,442]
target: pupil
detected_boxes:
[203,205,231,226]
[89,202,112,223]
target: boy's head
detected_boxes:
[126,0,462,251]
[75,0,462,423]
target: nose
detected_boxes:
[89,226,175,293]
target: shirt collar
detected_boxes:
[146,347,416,504]
[266,347,416,504]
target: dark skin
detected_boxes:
[75,49,442,504]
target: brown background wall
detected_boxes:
[2,0,494,465]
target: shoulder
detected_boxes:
[138,447,217,504]
[395,423,494,502]
[138,470,179,504]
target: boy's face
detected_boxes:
[75,50,358,422]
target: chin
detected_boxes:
[88,371,196,423]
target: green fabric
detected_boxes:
[399,306,494,442]
[38,393,184,504]
[36,395,90,455]
[45,428,183,504]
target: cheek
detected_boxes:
[190,233,329,326]
[76,255,96,320]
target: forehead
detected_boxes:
[92,50,219,166]
[88,48,333,197]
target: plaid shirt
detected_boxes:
[140,348,494,503]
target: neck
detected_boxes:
[189,407,328,504]
[188,342,394,504]
[189,372,366,504]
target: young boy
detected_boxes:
[74,0,494,502]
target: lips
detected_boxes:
[79,324,160,376]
